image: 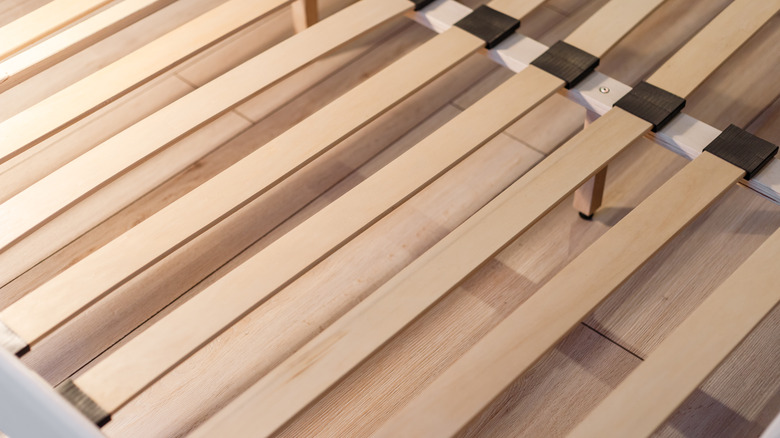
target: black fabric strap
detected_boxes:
[454,5,520,49]
[530,41,599,89]
[704,125,778,180]
[614,81,685,132]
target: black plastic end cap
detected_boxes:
[57,380,112,428]
[614,81,685,132]
[410,0,437,11]
[454,5,520,49]
[704,125,778,180]
[530,41,599,89]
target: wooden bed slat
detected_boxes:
[367,0,779,433]
[645,0,780,97]
[0,0,175,93]
[0,0,411,255]
[568,224,780,437]
[184,0,671,434]
[188,65,563,438]
[373,153,745,438]
[0,0,114,61]
[0,0,295,173]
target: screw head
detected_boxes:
[599,86,610,94]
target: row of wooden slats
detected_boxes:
[0,0,777,436]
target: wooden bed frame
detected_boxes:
[0,0,778,436]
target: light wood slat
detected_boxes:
[563,0,664,58]
[0,25,479,352]
[646,0,780,97]
[0,0,293,168]
[0,0,412,253]
[568,226,780,438]
[189,0,673,432]
[374,153,745,438]
[64,27,484,415]
[188,108,650,437]
[481,0,545,24]
[0,0,175,93]
[187,66,563,438]
[0,0,113,61]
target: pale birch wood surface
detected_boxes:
[73,26,486,414]
[0,0,778,436]
[0,0,414,345]
[0,0,174,92]
[0,0,379,254]
[646,0,780,97]
[189,65,564,438]
[373,153,745,438]
[563,0,664,57]
[0,0,289,167]
[16,12,444,385]
[0,0,113,61]
[569,225,780,437]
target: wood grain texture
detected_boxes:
[102,126,543,437]
[563,0,664,57]
[646,0,780,97]
[0,0,175,92]
[275,138,685,438]
[569,225,780,438]
[189,66,563,438]
[0,0,292,166]
[0,1,393,295]
[585,15,780,358]
[0,0,411,253]
[374,153,744,438]
[70,27,484,414]
[0,0,113,61]
[14,16,449,386]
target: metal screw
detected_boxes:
[599,86,610,94]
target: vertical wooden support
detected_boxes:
[292,0,318,32]
[573,110,607,219]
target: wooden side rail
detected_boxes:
[568,224,780,437]
[184,0,667,435]
[0,0,175,93]
[0,0,410,289]
[0,0,114,61]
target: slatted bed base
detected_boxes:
[0,0,778,437]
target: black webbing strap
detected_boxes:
[530,41,599,89]
[454,5,521,49]
[614,81,686,132]
[704,125,778,180]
